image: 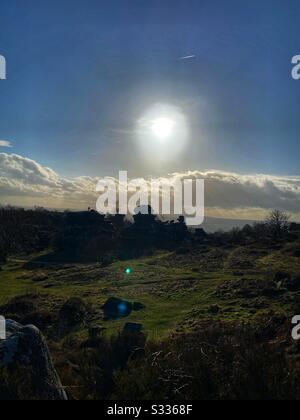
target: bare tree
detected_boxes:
[266,209,290,238]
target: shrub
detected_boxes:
[59,298,88,327]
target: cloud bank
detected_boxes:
[0,153,300,221]
[0,140,12,148]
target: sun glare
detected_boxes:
[152,117,174,140]
[136,103,189,162]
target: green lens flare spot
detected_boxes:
[125,268,132,275]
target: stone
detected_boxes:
[283,276,300,292]
[101,298,145,320]
[0,320,67,400]
[102,297,132,320]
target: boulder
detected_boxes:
[102,297,132,320]
[0,320,67,400]
[101,297,145,320]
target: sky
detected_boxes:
[0,0,300,220]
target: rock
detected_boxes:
[282,276,300,292]
[0,320,67,400]
[102,297,132,320]
[101,298,145,320]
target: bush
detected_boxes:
[113,322,300,400]
[59,298,88,327]
[0,366,35,401]
[56,320,300,401]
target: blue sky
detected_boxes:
[0,1,300,217]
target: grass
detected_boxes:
[0,267,38,306]
[1,245,299,339]
[257,252,300,275]
[2,244,300,400]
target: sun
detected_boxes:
[151,117,175,140]
[136,103,189,162]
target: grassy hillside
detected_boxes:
[1,241,299,339]
[1,223,300,400]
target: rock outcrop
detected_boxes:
[0,320,67,400]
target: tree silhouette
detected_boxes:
[266,209,290,238]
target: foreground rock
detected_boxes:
[0,320,67,400]
[102,297,145,320]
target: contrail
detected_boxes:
[180,55,196,60]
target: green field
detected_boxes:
[1,243,299,340]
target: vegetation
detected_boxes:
[0,208,300,399]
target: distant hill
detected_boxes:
[201,216,256,232]
[158,214,257,232]
[0,204,256,233]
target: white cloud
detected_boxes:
[0,140,12,148]
[0,153,300,220]
[0,153,98,209]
